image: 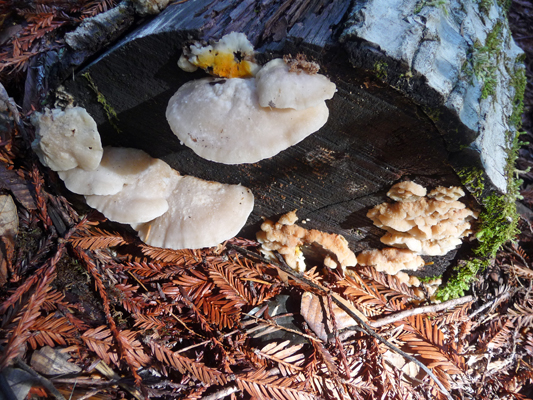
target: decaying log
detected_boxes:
[29,0,524,277]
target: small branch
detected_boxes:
[202,385,240,400]
[369,295,474,328]
[77,389,106,400]
[15,358,67,400]
[228,245,454,400]
[469,289,513,320]
[0,371,18,400]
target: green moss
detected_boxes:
[414,0,449,14]
[418,274,442,283]
[437,132,525,301]
[509,67,527,128]
[496,0,512,12]
[373,61,388,80]
[476,0,494,14]
[457,167,485,198]
[471,22,503,100]
[437,259,489,301]
[82,72,122,134]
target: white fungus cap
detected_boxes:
[131,175,254,250]
[58,147,156,196]
[166,77,329,164]
[68,147,176,224]
[31,107,103,171]
[255,58,336,110]
[256,210,357,273]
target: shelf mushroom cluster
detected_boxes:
[169,33,336,164]
[256,210,358,274]
[31,107,254,250]
[358,181,477,296]
[367,181,477,256]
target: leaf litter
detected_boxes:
[1,1,533,399]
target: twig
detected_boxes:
[201,385,240,400]
[369,295,474,328]
[228,244,454,400]
[51,378,114,387]
[469,289,513,320]
[15,358,67,400]
[77,389,105,400]
[0,371,18,400]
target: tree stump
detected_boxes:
[54,0,524,277]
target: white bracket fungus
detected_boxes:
[31,103,255,250]
[367,181,477,256]
[55,144,254,249]
[59,147,174,224]
[257,210,357,273]
[58,147,157,196]
[255,58,336,110]
[178,32,259,78]
[31,107,103,172]
[131,176,254,250]
[166,77,330,164]
[171,33,336,165]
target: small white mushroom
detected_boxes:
[31,107,103,171]
[131,176,254,250]
[166,77,329,164]
[255,58,336,110]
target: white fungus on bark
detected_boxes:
[62,147,255,248]
[255,58,336,110]
[58,147,157,196]
[357,247,425,275]
[38,116,256,249]
[166,77,330,164]
[131,175,254,250]
[31,107,103,172]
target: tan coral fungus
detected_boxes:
[257,210,357,273]
[357,248,425,275]
[386,181,426,202]
[367,181,477,256]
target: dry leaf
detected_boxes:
[382,350,421,382]
[30,346,82,376]
[0,166,37,210]
[301,291,365,341]
[0,195,17,285]
[0,194,18,236]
